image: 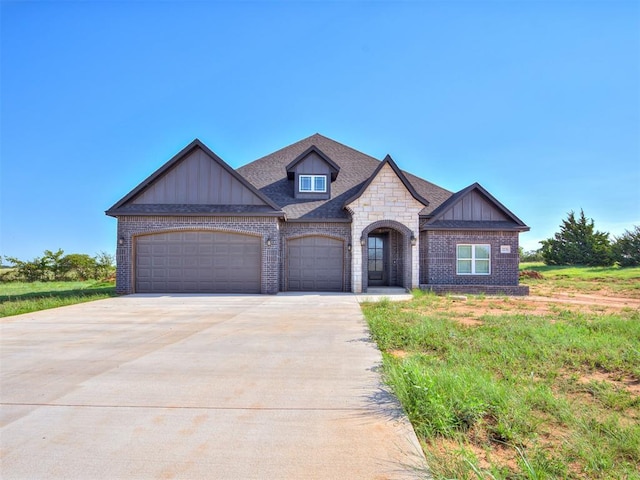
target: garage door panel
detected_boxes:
[198,257,214,268]
[166,257,182,267]
[287,236,343,292]
[136,268,151,280]
[135,231,261,293]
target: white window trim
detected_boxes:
[456,244,491,275]
[299,174,327,193]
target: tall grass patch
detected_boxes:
[363,293,640,479]
[0,281,116,317]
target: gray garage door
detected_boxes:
[135,231,261,293]
[287,236,344,291]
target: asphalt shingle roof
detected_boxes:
[237,133,453,221]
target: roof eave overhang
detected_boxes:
[284,217,352,223]
[421,225,530,232]
[106,210,286,218]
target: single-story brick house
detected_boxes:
[107,134,529,295]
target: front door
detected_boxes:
[367,235,387,286]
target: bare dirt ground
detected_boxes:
[439,290,640,320]
[528,292,640,309]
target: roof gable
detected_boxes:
[422,183,529,231]
[286,145,340,181]
[343,154,430,208]
[106,139,281,216]
[236,134,452,221]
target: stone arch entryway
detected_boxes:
[360,220,415,292]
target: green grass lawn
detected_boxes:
[520,262,640,280]
[0,281,117,317]
[363,268,640,479]
[519,262,640,298]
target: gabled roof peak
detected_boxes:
[343,153,430,208]
[106,138,283,216]
[422,182,529,231]
[285,145,341,181]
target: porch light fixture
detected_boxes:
[347,243,352,252]
[410,235,417,246]
[266,238,272,247]
[118,237,124,246]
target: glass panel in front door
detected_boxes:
[368,236,384,281]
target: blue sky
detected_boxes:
[1,0,639,261]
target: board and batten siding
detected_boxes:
[132,148,265,205]
[438,190,509,222]
[293,152,333,175]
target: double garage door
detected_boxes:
[135,231,261,293]
[135,232,344,293]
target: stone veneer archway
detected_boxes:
[359,219,415,293]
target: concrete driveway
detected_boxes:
[1,294,426,479]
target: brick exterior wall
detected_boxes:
[115,216,280,294]
[346,163,423,293]
[420,229,522,286]
[388,229,402,287]
[279,222,352,292]
[114,211,527,296]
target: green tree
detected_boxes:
[4,249,115,282]
[611,226,640,267]
[94,251,116,280]
[4,255,48,281]
[519,248,543,262]
[540,210,613,266]
[4,248,64,282]
[43,249,65,280]
[5,249,65,281]
[60,253,97,280]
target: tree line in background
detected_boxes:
[522,209,639,267]
[2,249,115,282]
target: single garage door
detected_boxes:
[135,231,261,293]
[287,236,344,291]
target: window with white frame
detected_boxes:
[457,244,491,275]
[299,175,327,193]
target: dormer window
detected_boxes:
[286,146,338,199]
[299,175,327,193]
